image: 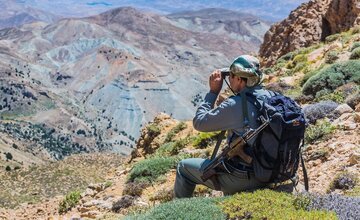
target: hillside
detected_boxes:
[0,0,60,29]
[1,24,360,219]
[167,8,270,45]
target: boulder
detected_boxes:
[259,0,360,67]
[334,104,354,115]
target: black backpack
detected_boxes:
[246,91,308,190]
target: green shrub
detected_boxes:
[164,122,187,143]
[302,60,360,96]
[147,124,161,137]
[325,33,341,43]
[192,132,221,149]
[350,42,360,51]
[155,138,189,157]
[350,47,360,59]
[351,26,360,34]
[128,156,182,183]
[305,119,336,144]
[5,152,13,160]
[220,189,336,220]
[315,90,345,103]
[58,191,81,214]
[325,51,339,64]
[5,166,11,171]
[127,197,226,220]
[149,188,174,203]
[278,51,296,62]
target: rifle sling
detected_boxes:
[300,140,309,191]
[210,130,226,160]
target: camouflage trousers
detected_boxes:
[174,158,268,198]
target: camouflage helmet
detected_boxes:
[229,55,263,87]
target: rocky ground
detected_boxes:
[0,106,358,219]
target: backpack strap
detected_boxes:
[240,93,249,126]
[300,140,309,191]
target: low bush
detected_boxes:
[325,51,339,64]
[302,60,360,96]
[220,189,336,219]
[305,119,336,144]
[128,155,184,183]
[350,42,360,51]
[127,197,225,220]
[123,181,150,197]
[315,90,345,103]
[329,172,358,192]
[350,47,360,59]
[351,26,360,34]
[325,33,341,43]
[192,132,221,149]
[309,194,360,219]
[58,191,81,214]
[155,138,189,157]
[112,195,135,213]
[147,124,161,137]
[149,188,174,203]
[164,122,187,143]
[303,101,338,124]
[300,64,326,86]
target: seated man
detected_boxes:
[174,55,273,198]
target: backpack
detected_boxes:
[246,91,308,190]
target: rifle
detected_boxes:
[200,116,269,185]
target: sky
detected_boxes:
[11,0,309,21]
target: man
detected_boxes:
[174,55,273,198]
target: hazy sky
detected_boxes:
[11,0,309,21]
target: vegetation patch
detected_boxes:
[58,191,81,214]
[192,132,221,149]
[350,42,360,51]
[325,51,339,64]
[126,197,225,220]
[147,124,161,137]
[302,60,360,97]
[328,171,358,192]
[305,119,336,144]
[325,33,341,43]
[314,90,345,103]
[155,138,188,157]
[128,155,188,184]
[164,122,187,143]
[220,189,336,220]
[350,47,360,59]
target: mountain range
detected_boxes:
[0,7,270,164]
[0,0,308,27]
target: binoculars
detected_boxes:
[220,68,230,78]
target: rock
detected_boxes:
[80,211,101,219]
[83,188,97,197]
[337,121,357,130]
[355,103,360,112]
[334,104,354,115]
[88,183,104,192]
[112,195,135,213]
[78,206,92,213]
[348,153,360,165]
[259,0,360,67]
